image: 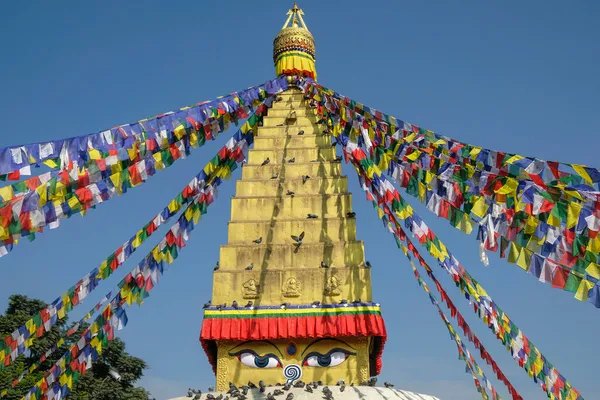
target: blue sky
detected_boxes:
[0,1,598,399]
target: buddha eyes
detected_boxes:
[232,350,282,368]
[302,348,354,367]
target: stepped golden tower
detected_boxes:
[200,4,386,391]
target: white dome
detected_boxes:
[169,386,440,400]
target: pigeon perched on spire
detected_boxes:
[252,237,262,244]
[298,130,305,135]
[286,190,295,197]
[346,212,356,218]
[302,175,310,184]
[320,261,329,268]
[202,300,211,309]
[245,263,254,270]
[213,261,220,271]
[232,300,239,309]
[307,213,318,219]
[291,231,305,245]
[365,261,372,268]
[271,172,279,179]
[288,157,296,163]
[245,301,253,308]
[261,158,270,166]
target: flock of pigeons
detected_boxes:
[186,378,396,399]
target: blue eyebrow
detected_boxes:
[300,338,356,356]
[229,340,284,357]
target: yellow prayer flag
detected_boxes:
[572,164,593,184]
[517,247,532,271]
[418,182,426,203]
[404,132,417,143]
[89,149,102,160]
[586,262,600,279]
[43,159,58,168]
[67,196,80,210]
[504,155,524,165]
[566,202,582,229]
[587,236,600,253]
[0,185,14,202]
[406,150,421,161]
[469,147,482,158]
[174,124,186,140]
[495,178,518,195]
[575,279,595,301]
[36,184,47,206]
[433,139,446,146]
[471,196,488,218]
[507,242,520,264]
[109,173,122,193]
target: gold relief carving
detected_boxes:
[359,366,370,383]
[324,275,341,296]
[282,277,302,297]
[216,341,232,392]
[242,278,260,299]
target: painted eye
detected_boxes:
[238,352,282,368]
[303,349,352,367]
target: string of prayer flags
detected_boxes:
[0,290,114,397]
[23,157,230,399]
[294,76,600,189]
[300,78,600,308]
[0,116,262,369]
[407,256,502,400]
[0,76,287,177]
[0,83,285,257]
[340,139,582,400]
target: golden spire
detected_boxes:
[273,2,317,80]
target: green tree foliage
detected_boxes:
[0,295,150,400]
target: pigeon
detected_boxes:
[245,263,254,270]
[352,298,362,304]
[336,380,345,386]
[286,190,295,197]
[367,377,377,386]
[187,389,194,397]
[271,172,279,179]
[232,300,239,309]
[241,385,249,395]
[276,96,283,101]
[291,231,305,245]
[285,394,294,400]
[227,383,238,393]
[216,395,224,400]
[214,261,220,271]
[297,130,305,135]
[335,156,342,162]
[311,300,321,306]
[283,382,291,391]
[206,395,215,400]
[259,380,266,393]
[346,212,356,218]
[365,261,372,268]
[245,301,253,308]
[323,387,332,396]
[236,396,246,400]
[267,394,275,400]
[273,389,284,395]
[305,385,313,393]
[350,383,354,387]
[384,382,395,388]
[331,139,338,147]
[340,384,345,392]
[307,213,318,219]
[320,261,329,268]
[293,381,305,388]
[281,302,291,309]
[208,387,215,392]
[252,237,262,244]
[340,299,348,305]
[302,175,310,184]
[261,158,270,166]
[202,300,211,309]
[216,304,224,311]
[288,157,295,163]
[194,395,202,400]
[248,381,257,389]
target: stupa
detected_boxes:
[172,4,439,399]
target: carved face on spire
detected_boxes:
[273,3,317,80]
